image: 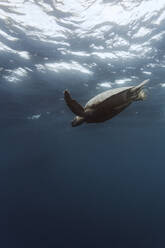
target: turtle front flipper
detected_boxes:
[64,90,85,117]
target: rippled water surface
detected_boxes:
[1,1,165,247]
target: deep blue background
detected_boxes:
[0,0,165,247]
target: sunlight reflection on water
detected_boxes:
[0,0,165,124]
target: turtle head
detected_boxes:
[71,116,85,127]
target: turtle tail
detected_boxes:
[64,90,85,117]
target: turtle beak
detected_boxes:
[71,116,84,127]
[71,119,78,127]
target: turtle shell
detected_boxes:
[85,86,132,109]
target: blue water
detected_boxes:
[1,0,165,247]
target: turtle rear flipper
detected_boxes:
[129,79,149,101]
[130,79,149,92]
[64,90,85,117]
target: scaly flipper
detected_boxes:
[130,79,149,93]
[64,90,85,117]
[129,79,149,101]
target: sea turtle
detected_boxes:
[64,79,149,127]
